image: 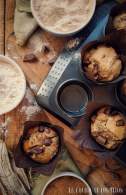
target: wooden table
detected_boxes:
[1,1,126,195]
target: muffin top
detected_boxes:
[113,12,126,30]
[83,45,122,82]
[23,126,59,164]
[91,106,126,149]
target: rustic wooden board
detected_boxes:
[0,0,5,54]
[2,0,126,194]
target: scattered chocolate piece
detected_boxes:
[44,138,52,146]
[116,120,125,126]
[42,44,50,53]
[66,38,80,50]
[23,53,38,63]
[48,56,57,66]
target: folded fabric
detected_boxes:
[14,8,38,46]
[31,148,81,195]
[14,0,38,46]
[16,0,31,12]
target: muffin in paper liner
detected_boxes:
[80,30,126,85]
[14,121,64,175]
[76,101,126,159]
[105,2,126,34]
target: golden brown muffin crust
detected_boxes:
[91,106,126,149]
[83,45,122,82]
[23,126,59,164]
[113,13,126,30]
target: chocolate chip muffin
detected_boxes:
[83,45,122,82]
[23,126,59,164]
[91,106,126,150]
[113,12,126,30]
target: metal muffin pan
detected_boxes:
[36,1,126,162]
[37,1,116,127]
[57,80,92,117]
[76,29,126,159]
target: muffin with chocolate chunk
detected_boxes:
[23,126,59,164]
[83,45,122,82]
[113,12,126,30]
[91,106,126,150]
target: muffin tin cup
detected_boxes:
[81,101,126,159]
[14,121,64,175]
[80,30,126,85]
[115,79,126,109]
[56,79,93,118]
[105,2,126,35]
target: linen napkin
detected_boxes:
[31,148,81,195]
[14,0,38,46]
[14,0,107,46]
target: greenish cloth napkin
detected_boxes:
[16,0,31,12]
[14,0,38,46]
[14,0,125,46]
[31,148,81,195]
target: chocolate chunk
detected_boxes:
[48,56,57,66]
[96,136,107,145]
[91,115,96,123]
[44,138,52,146]
[28,146,45,154]
[23,53,38,63]
[42,44,50,53]
[39,126,45,132]
[45,128,51,134]
[93,64,98,75]
[116,120,125,126]
[104,107,111,115]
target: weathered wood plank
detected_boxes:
[5,0,15,45]
[0,0,5,54]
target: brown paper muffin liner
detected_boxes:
[14,121,64,175]
[75,101,126,159]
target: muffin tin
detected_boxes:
[36,2,126,162]
[14,121,64,175]
[37,1,116,127]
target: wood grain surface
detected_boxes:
[1,1,126,195]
